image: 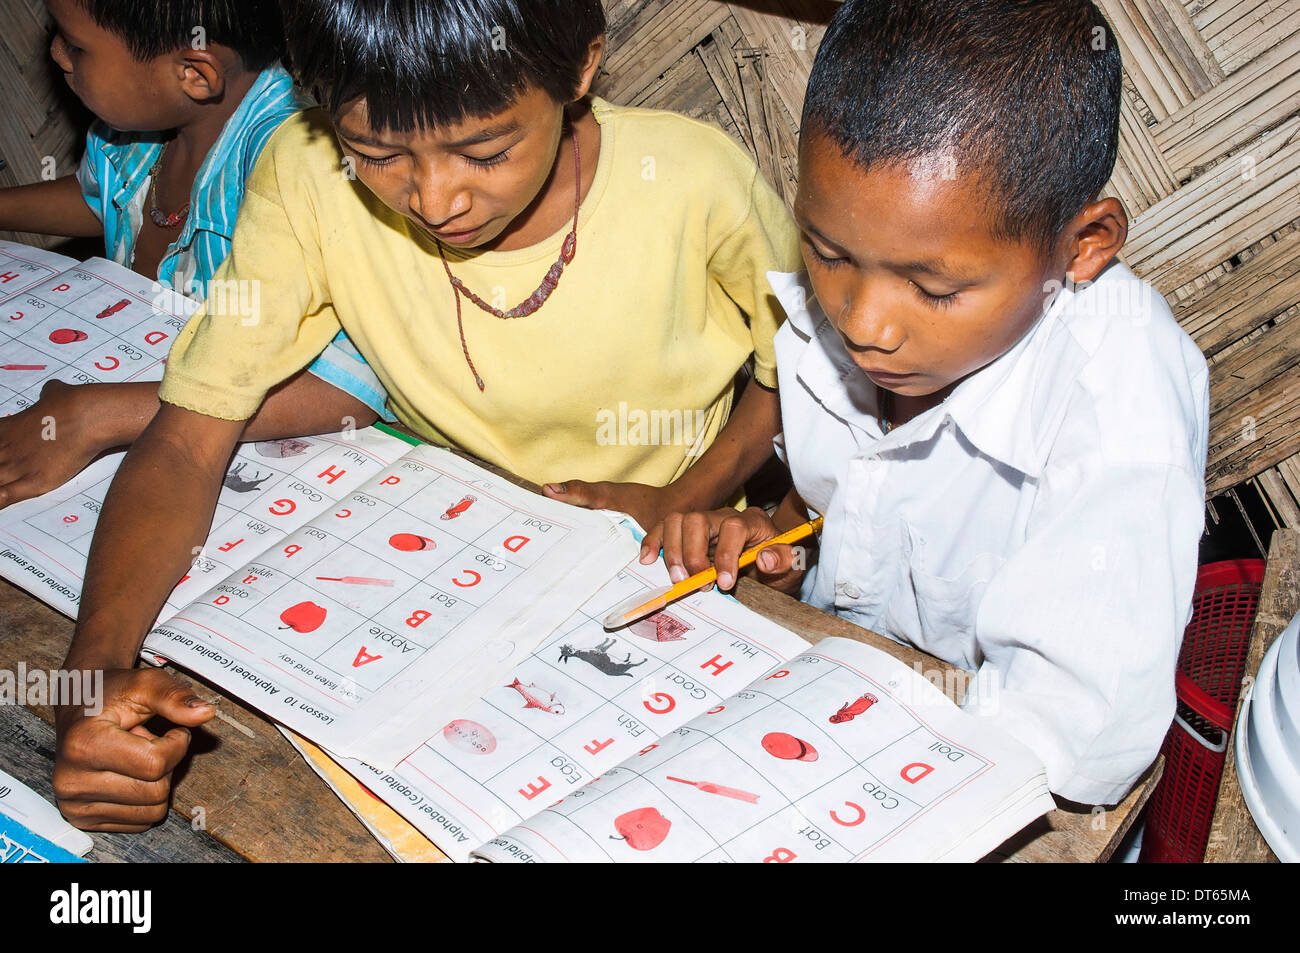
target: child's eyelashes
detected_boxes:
[910,281,960,309]
[806,243,849,270]
[465,149,511,169]
[355,152,399,169]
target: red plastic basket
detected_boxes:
[1139,559,1266,863]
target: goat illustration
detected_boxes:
[558,637,646,677]
[223,461,272,493]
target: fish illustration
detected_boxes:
[506,677,565,714]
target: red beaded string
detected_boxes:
[437,121,582,391]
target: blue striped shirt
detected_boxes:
[76,65,391,417]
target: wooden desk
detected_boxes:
[0,568,1155,862]
[1204,528,1298,863]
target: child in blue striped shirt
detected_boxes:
[0,0,385,505]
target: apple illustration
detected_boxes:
[389,533,436,552]
[611,807,672,851]
[279,601,327,633]
[761,731,819,762]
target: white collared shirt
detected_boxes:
[770,263,1209,805]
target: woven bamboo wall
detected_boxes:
[0,0,85,248]
[2,0,1297,522]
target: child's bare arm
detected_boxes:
[52,403,241,830]
[0,372,377,510]
[543,380,782,530]
[0,176,102,238]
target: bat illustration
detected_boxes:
[666,776,759,804]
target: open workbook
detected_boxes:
[0,242,1055,860]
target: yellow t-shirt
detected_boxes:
[158,98,801,487]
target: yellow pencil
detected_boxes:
[603,516,824,629]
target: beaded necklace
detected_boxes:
[435,122,582,391]
[148,142,191,229]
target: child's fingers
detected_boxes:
[639,521,665,564]
[658,513,688,583]
[680,512,719,581]
[754,543,797,580]
[713,515,760,590]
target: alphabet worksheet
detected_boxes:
[0,243,195,417]
[296,558,1054,863]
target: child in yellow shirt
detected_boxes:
[53,0,799,831]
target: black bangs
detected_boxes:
[282,0,606,132]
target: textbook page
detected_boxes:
[143,443,640,765]
[0,251,414,617]
[474,636,1055,863]
[301,554,812,861]
[0,240,79,306]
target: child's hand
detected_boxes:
[639,508,807,596]
[543,480,683,532]
[0,380,140,509]
[53,667,215,832]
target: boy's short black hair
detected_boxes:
[78,0,286,72]
[803,0,1122,251]
[281,0,606,132]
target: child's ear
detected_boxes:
[1061,197,1128,284]
[173,49,228,103]
[570,35,607,101]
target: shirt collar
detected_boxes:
[768,268,1100,478]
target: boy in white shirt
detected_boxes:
[643,0,1209,805]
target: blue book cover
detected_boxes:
[0,811,88,864]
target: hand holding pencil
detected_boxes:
[624,497,821,623]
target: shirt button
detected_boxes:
[837,581,862,600]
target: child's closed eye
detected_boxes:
[464,149,511,170]
[909,281,960,309]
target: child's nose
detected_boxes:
[410,178,471,228]
[837,295,905,352]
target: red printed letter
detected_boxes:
[53,283,71,292]
[829,802,866,827]
[218,539,244,552]
[518,777,552,800]
[452,569,482,588]
[767,670,789,680]
[406,610,431,628]
[241,575,259,585]
[335,508,351,519]
[700,654,734,676]
[143,330,168,345]
[900,762,934,784]
[638,744,659,757]
[503,535,529,552]
[268,499,296,516]
[763,848,797,863]
[94,355,120,371]
[643,693,676,715]
[583,738,614,756]
[283,544,301,557]
[707,704,726,715]
[380,476,400,486]
[318,466,346,484]
[353,646,382,667]
[213,595,230,606]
